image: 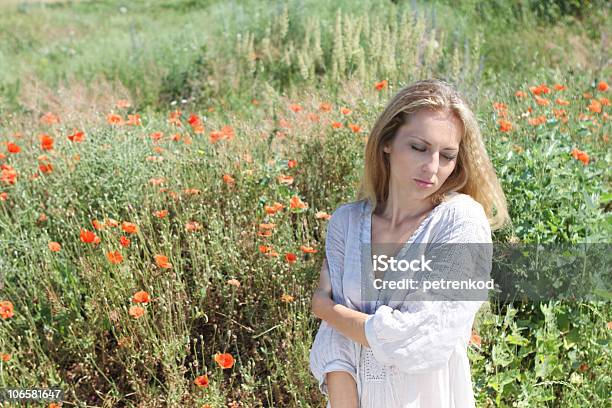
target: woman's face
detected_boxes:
[383,108,463,202]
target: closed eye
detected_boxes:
[411,145,426,152]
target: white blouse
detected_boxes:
[310,192,492,408]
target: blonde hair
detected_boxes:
[357,79,510,231]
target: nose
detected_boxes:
[421,151,439,176]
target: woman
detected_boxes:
[310,79,509,407]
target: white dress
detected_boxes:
[309,192,492,408]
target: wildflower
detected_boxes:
[570,148,589,165]
[277,174,294,185]
[553,84,567,91]
[315,211,331,220]
[498,119,512,132]
[598,81,609,92]
[126,114,141,126]
[555,98,570,106]
[529,84,550,95]
[600,97,610,106]
[259,245,272,253]
[107,251,123,264]
[1,353,10,362]
[193,374,209,387]
[227,278,241,288]
[80,228,100,244]
[319,102,332,112]
[155,254,172,268]
[469,330,481,347]
[290,195,308,210]
[222,174,235,185]
[150,132,163,142]
[528,115,546,126]
[0,301,14,319]
[534,95,550,106]
[153,210,168,218]
[214,353,235,369]
[331,121,343,129]
[285,252,297,263]
[67,130,85,142]
[7,143,20,153]
[116,99,131,108]
[39,134,54,151]
[39,163,53,174]
[40,112,60,124]
[185,221,202,232]
[588,99,602,113]
[48,242,61,252]
[209,130,223,143]
[1,165,17,185]
[128,305,145,319]
[340,107,352,115]
[106,113,123,125]
[348,123,362,133]
[121,222,138,234]
[492,102,507,111]
[149,177,165,186]
[106,218,119,227]
[515,90,526,98]
[280,294,294,303]
[375,80,388,91]
[289,104,302,113]
[91,219,104,230]
[132,290,151,304]
[119,236,131,248]
[0,192,7,201]
[287,159,297,168]
[300,245,317,253]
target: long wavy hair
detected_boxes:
[356,79,510,231]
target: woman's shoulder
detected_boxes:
[329,199,367,225]
[432,192,491,242]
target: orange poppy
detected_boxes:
[469,330,481,346]
[331,121,343,129]
[319,102,332,112]
[374,79,388,91]
[80,228,100,244]
[534,95,550,106]
[132,290,151,304]
[7,143,20,153]
[570,148,589,165]
[106,218,119,227]
[553,84,566,91]
[498,119,512,132]
[150,132,164,142]
[340,107,352,115]
[154,210,168,218]
[285,252,297,263]
[555,98,570,106]
[106,251,123,264]
[315,211,331,220]
[48,242,61,252]
[185,221,202,232]
[128,305,145,319]
[193,374,209,387]
[222,174,235,185]
[348,124,362,133]
[119,236,131,248]
[39,163,53,174]
[126,114,141,126]
[67,130,85,142]
[287,160,297,168]
[529,84,550,95]
[155,254,172,268]
[588,99,602,113]
[39,134,54,151]
[598,81,609,92]
[0,300,14,319]
[290,195,308,210]
[40,112,60,124]
[289,104,302,113]
[106,113,124,125]
[300,245,317,253]
[214,352,235,369]
[121,222,138,234]
[91,219,104,230]
[1,353,10,362]
[259,245,272,253]
[528,115,546,126]
[277,174,294,185]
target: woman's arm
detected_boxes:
[312,257,370,348]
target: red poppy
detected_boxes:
[0,300,14,319]
[67,130,85,142]
[375,80,388,91]
[498,119,512,132]
[39,134,54,151]
[285,253,297,263]
[106,251,123,264]
[119,236,131,248]
[126,114,141,126]
[222,174,235,185]
[107,113,124,125]
[570,148,589,165]
[80,228,100,244]
[48,242,61,252]
[214,352,235,369]
[287,160,297,168]
[155,254,172,269]
[129,305,145,319]
[7,143,20,153]
[132,290,151,304]
[300,245,318,253]
[193,374,209,387]
[121,222,138,234]
[598,81,609,92]
[290,195,308,210]
[319,102,332,112]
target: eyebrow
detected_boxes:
[406,135,459,151]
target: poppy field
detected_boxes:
[0,0,611,407]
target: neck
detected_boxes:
[377,186,436,229]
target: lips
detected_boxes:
[414,178,434,186]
